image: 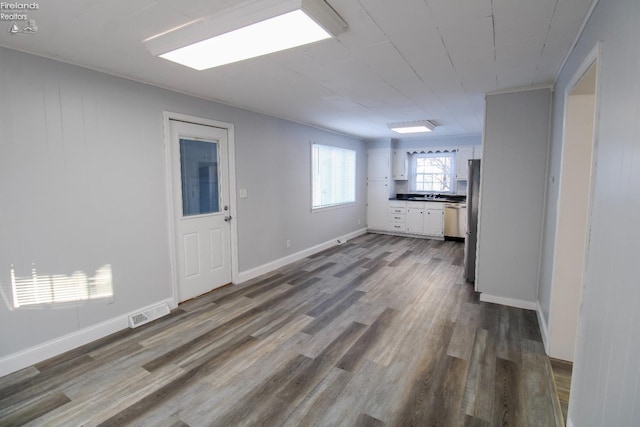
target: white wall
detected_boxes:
[476,88,551,306]
[0,47,366,370]
[538,0,640,424]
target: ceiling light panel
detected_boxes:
[388,120,436,134]
[161,10,330,70]
[146,0,347,70]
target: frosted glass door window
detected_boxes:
[179,139,220,216]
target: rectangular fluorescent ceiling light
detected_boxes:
[388,120,436,134]
[146,0,347,71]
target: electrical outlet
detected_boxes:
[286,240,291,248]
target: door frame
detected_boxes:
[163,111,239,308]
[547,42,601,360]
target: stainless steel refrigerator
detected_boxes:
[464,159,481,282]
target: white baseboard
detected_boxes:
[536,300,550,355]
[366,229,445,241]
[0,297,173,377]
[479,293,538,310]
[237,228,368,284]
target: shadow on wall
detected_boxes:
[3,264,114,309]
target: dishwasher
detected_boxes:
[444,203,467,239]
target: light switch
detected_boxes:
[239,188,248,198]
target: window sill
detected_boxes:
[312,202,356,213]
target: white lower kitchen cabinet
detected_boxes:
[406,206,424,234]
[388,201,407,232]
[424,208,444,237]
[372,200,444,238]
[388,221,406,233]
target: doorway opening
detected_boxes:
[547,49,599,423]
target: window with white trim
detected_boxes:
[312,144,356,209]
[411,153,454,192]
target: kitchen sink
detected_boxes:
[407,196,453,202]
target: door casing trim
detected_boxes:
[163,111,238,308]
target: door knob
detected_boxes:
[224,215,232,222]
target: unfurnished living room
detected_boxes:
[1,0,639,426]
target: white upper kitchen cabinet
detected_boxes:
[392,150,408,180]
[455,147,474,180]
[368,149,390,181]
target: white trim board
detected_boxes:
[479,293,538,310]
[237,228,367,284]
[537,300,550,354]
[554,0,600,83]
[0,298,174,377]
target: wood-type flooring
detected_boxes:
[550,359,572,425]
[0,233,563,426]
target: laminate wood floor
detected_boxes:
[0,234,563,426]
[550,359,572,425]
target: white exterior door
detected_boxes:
[169,120,232,302]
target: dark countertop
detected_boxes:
[390,193,466,203]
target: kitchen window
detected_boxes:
[312,143,356,209]
[411,153,454,192]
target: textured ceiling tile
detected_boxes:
[332,1,389,49]
[302,39,352,64]
[494,18,553,47]
[496,64,537,89]
[492,0,557,24]
[533,42,573,84]
[359,0,439,48]
[553,0,594,23]
[166,0,232,19]
[496,39,546,69]
[427,0,493,29]
[353,41,417,83]
[438,16,495,67]
[456,57,498,94]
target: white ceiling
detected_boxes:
[0,0,594,139]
